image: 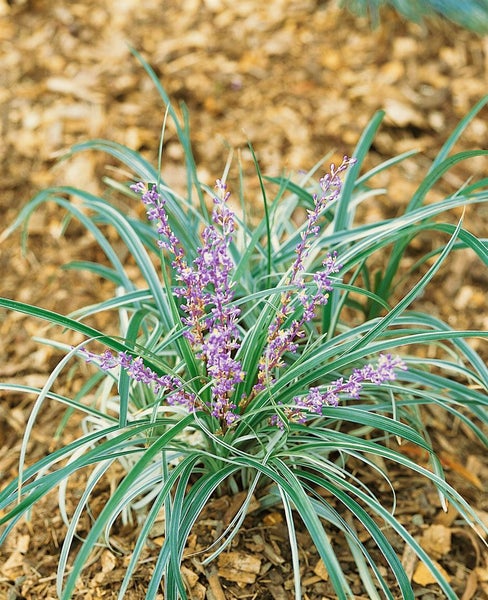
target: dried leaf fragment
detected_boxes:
[218,551,261,584]
[420,524,452,558]
[182,565,199,588]
[100,549,116,573]
[413,560,451,585]
[313,558,329,581]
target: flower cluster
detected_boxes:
[81,348,197,411]
[271,353,407,428]
[252,156,354,396]
[191,180,244,424]
[131,179,244,426]
[82,159,407,430]
[252,251,341,396]
[291,156,355,282]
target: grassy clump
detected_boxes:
[0,55,487,599]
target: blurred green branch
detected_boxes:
[342,0,488,34]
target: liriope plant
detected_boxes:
[0,54,487,599]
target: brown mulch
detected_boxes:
[1,0,487,598]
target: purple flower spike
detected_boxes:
[279,354,407,425]
[251,158,353,398]
[81,348,198,412]
[129,179,245,427]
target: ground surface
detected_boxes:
[0,1,488,598]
